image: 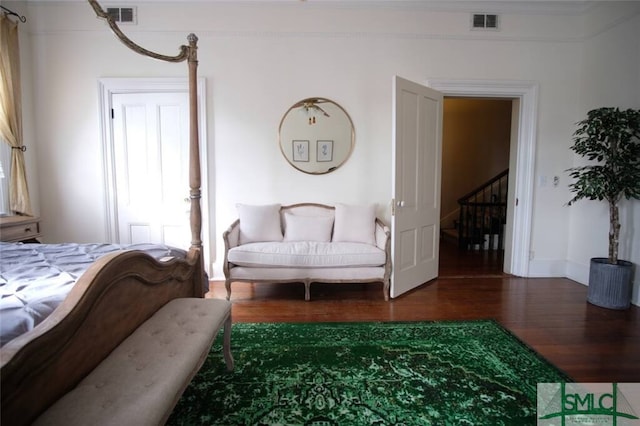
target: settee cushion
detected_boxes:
[332,203,376,245]
[237,203,283,244]
[227,241,386,268]
[283,213,334,242]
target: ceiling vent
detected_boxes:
[472,13,499,30]
[106,6,137,24]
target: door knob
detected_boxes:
[397,200,406,207]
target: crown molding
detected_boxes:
[24,0,598,16]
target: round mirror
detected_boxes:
[278,97,354,174]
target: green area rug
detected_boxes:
[168,320,570,425]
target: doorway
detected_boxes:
[428,79,538,279]
[111,91,192,248]
[439,97,513,277]
[98,77,212,272]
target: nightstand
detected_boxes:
[0,215,42,242]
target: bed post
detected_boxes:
[186,34,202,252]
[186,34,206,296]
[88,0,205,294]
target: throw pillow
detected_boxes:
[332,203,376,245]
[283,213,334,242]
[237,203,283,244]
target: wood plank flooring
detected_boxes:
[208,240,640,383]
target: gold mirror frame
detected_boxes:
[278,97,354,175]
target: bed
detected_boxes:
[0,242,190,347]
[0,1,208,423]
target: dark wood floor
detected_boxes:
[208,239,640,383]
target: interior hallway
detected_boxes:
[438,236,506,278]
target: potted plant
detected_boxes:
[567,107,640,309]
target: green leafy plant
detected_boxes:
[567,107,640,264]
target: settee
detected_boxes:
[223,203,391,301]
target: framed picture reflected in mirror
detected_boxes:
[317,140,333,162]
[292,140,309,162]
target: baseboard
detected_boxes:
[210,262,225,282]
[526,259,566,278]
[565,260,589,285]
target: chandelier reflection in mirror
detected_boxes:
[298,100,330,125]
[279,97,354,175]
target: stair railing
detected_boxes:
[457,169,508,251]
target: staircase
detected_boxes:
[456,169,508,251]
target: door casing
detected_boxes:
[427,79,538,277]
[97,77,211,273]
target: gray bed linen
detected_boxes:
[0,242,186,347]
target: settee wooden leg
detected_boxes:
[225,279,231,301]
[223,315,234,371]
[304,281,311,301]
[384,279,390,301]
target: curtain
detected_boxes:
[0,14,32,215]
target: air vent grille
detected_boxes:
[472,13,499,30]
[106,7,137,24]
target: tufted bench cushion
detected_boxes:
[33,298,233,426]
[227,241,386,268]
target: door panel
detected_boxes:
[112,92,190,249]
[391,76,443,298]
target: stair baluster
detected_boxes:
[457,169,508,251]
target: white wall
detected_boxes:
[567,3,640,305]
[14,1,640,300]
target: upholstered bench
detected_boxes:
[223,203,391,301]
[33,298,233,426]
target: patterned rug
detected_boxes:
[167,320,570,425]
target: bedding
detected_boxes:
[0,242,186,347]
[1,7,209,424]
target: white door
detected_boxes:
[391,76,443,298]
[112,92,191,249]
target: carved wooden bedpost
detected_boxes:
[186,34,202,251]
[88,1,203,249]
[185,34,206,293]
